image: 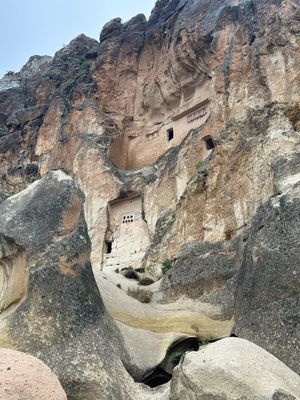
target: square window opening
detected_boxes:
[105,241,112,254]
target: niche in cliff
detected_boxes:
[0,235,27,313]
[103,192,150,271]
[141,337,199,388]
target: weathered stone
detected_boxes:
[154,164,300,374]
[0,172,141,400]
[159,239,239,303]
[19,55,52,80]
[233,185,300,374]
[0,0,299,397]
[0,348,67,400]
[169,338,300,400]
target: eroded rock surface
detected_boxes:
[0,0,299,397]
[0,172,145,400]
[170,338,300,400]
[233,184,300,374]
[0,235,26,313]
[156,168,300,374]
[0,348,67,400]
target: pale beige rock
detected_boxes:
[143,107,300,270]
[98,274,233,378]
[0,240,26,313]
[170,338,300,400]
[0,2,300,396]
[0,348,67,400]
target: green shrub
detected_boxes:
[196,160,204,169]
[59,167,72,175]
[161,259,172,274]
[29,176,40,183]
[75,68,88,79]
[170,351,183,365]
[74,57,90,80]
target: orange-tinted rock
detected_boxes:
[0,348,67,400]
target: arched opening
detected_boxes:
[105,241,112,254]
[167,128,174,141]
[103,193,150,271]
[141,337,199,388]
[203,136,215,150]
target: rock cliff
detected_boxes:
[0,0,299,398]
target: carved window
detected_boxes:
[105,241,113,254]
[122,215,134,223]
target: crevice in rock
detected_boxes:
[142,368,172,388]
[140,337,199,388]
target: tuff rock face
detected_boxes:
[0,0,300,398]
[170,338,300,400]
[0,348,67,400]
[0,172,146,399]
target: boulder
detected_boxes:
[159,239,239,303]
[0,348,67,400]
[170,338,300,400]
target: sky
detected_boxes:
[0,0,156,77]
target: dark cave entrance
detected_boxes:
[140,337,199,388]
[167,128,174,141]
[105,241,112,254]
[142,368,172,388]
[203,136,215,150]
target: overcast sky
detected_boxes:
[0,0,155,77]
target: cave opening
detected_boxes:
[167,128,174,141]
[141,337,199,388]
[249,34,256,45]
[203,136,215,150]
[105,241,112,254]
[142,368,172,388]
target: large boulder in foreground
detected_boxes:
[0,171,142,400]
[0,348,67,400]
[170,338,300,400]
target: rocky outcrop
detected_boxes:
[155,155,300,374]
[0,0,299,397]
[233,183,300,375]
[170,338,300,400]
[0,172,143,400]
[0,348,67,400]
[158,239,239,303]
[143,103,300,270]
[1,0,300,277]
